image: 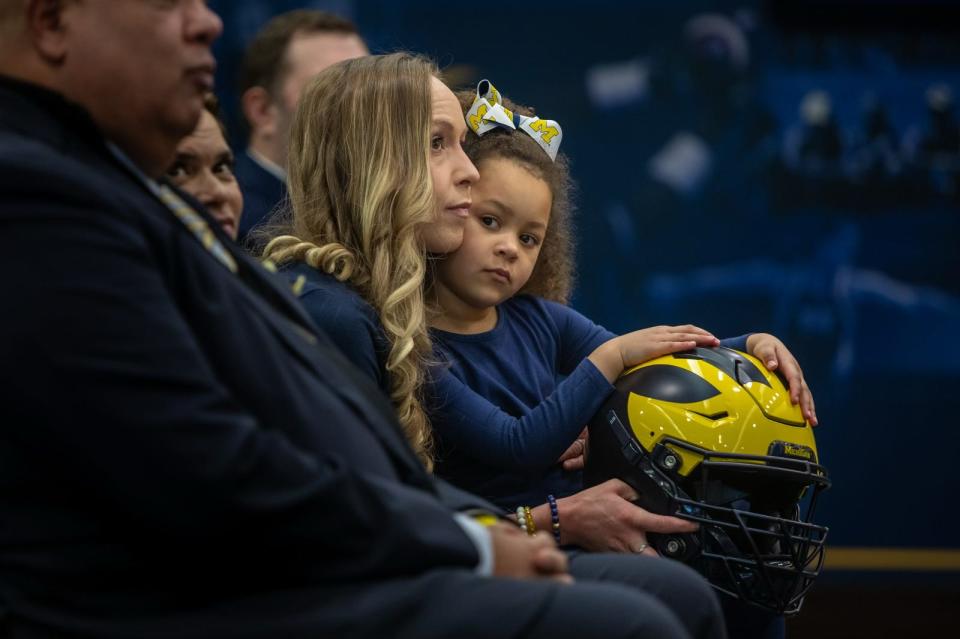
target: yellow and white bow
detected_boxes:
[465,80,563,161]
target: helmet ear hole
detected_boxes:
[584,346,830,616]
[650,532,700,562]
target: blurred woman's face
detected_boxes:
[166,110,243,239]
[421,77,480,254]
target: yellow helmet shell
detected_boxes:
[623,348,818,477]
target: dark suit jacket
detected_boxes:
[234,149,285,244]
[0,76,499,638]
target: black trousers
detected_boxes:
[298,555,725,639]
[2,554,725,639]
[568,551,727,639]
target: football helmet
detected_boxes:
[583,346,830,615]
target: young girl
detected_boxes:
[427,81,817,514]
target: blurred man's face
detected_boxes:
[58,0,222,174]
[271,31,367,160]
[277,31,368,114]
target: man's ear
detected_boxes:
[27,0,69,63]
[241,86,278,138]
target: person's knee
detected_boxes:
[541,581,693,639]
[648,560,725,639]
[571,553,722,627]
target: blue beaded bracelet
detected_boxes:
[547,494,561,544]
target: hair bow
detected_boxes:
[465,80,563,161]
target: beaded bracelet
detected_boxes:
[515,506,527,534]
[515,505,537,536]
[547,494,561,544]
[524,506,536,535]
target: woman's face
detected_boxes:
[166,110,243,239]
[421,77,479,254]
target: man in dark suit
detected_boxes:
[235,10,368,244]
[0,2,723,638]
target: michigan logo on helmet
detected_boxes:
[584,346,830,615]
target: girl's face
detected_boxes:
[166,110,243,239]
[421,77,480,254]
[434,157,552,312]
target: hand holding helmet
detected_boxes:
[552,479,698,555]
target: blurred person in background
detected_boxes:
[236,9,367,242]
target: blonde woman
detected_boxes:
[262,52,725,639]
[263,52,475,470]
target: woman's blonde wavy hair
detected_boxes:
[263,53,439,469]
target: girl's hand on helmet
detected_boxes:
[588,325,719,383]
[746,333,818,426]
[553,479,697,555]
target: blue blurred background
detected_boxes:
[209,0,960,633]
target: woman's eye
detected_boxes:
[431,136,444,151]
[214,160,235,177]
[165,163,187,180]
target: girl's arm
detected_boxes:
[585,331,808,412]
[428,358,613,470]
[548,298,744,377]
[429,300,741,471]
[586,325,721,383]
[585,326,817,425]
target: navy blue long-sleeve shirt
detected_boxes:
[284,265,748,511]
[429,296,613,508]
[429,296,749,510]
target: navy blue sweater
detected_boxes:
[283,265,748,510]
[429,297,749,509]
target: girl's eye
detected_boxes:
[480,215,499,230]
[520,234,541,247]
